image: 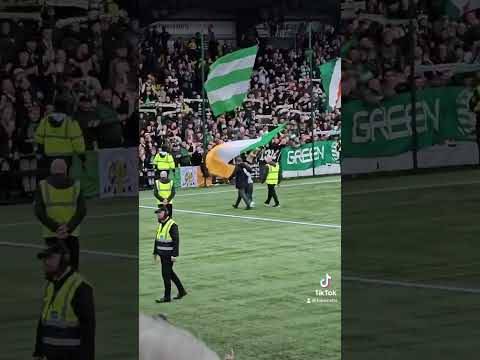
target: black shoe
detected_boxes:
[156,298,171,303]
[232,204,238,209]
[245,206,252,210]
[273,204,280,208]
[174,291,188,300]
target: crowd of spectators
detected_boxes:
[139,22,341,186]
[342,0,480,103]
[0,4,139,201]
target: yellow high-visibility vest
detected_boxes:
[39,180,80,238]
[34,116,85,157]
[155,219,175,252]
[153,153,175,171]
[266,164,279,185]
[41,272,86,348]
[155,179,173,204]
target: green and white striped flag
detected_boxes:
[204,45,258,117]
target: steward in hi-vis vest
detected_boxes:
[34,241,95,360]
[34,98,86,173]
[154,171,175,216]
[261,156,281,207]
[34,159,86,270]
[152,147,176,177]
[153,206,187,303]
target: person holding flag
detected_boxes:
[202,43,287,201]
[231,157,254,210]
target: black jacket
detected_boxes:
[234,163,253,190]
[153,219,180,257]
[34,175,87,236]
[153,179,176,203]
[34,268,95,360]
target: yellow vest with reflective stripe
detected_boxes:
[155,179,173,204]
[35,117,85,157]
[266,164,279,185]
[154,153,175,171]
[41,272,85,348]
[155,219,175,253]
[40,180,80,237]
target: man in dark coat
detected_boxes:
[231,158,252,210]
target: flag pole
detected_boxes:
[309,22,316,177]
[201,30,208,187]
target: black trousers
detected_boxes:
[158,203,173,216]
[160,255,185,300]
[265,184,279,206]
[246,183,253,202]
[234,188,251,208]
[45,236,80,271]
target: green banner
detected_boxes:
[71,151,99,198]
[280,141,340,172]
[173,169,181,189]
[342,87,476,158]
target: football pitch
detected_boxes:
[139,176,341,360]
[342,168,480,358]
[3,170,478,359]
[0,197,138,360]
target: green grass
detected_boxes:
[0,198,138,360]
[139,176,341,360]
[342,169,480,359]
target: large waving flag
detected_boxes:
[206,124,285,178]
[204,45,258,117]
[319,58,341,111]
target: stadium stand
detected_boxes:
[139,13,341,189]
[0,1,138,203]
[342,0,480,103]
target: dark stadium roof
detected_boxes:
[136,0,339,20]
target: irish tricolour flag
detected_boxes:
[206,124,285,178]
[204,45,258,117]
[319,58,341,111]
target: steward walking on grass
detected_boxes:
[153,206,187,303]
[232,159,252,210]
[261,156,281,207]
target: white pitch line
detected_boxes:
[139,205,341,229]
[343,275,480,294]
[344,179,480,196]
[139,178,340,200]
[0,241,137,259]
[0,212,136,228]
